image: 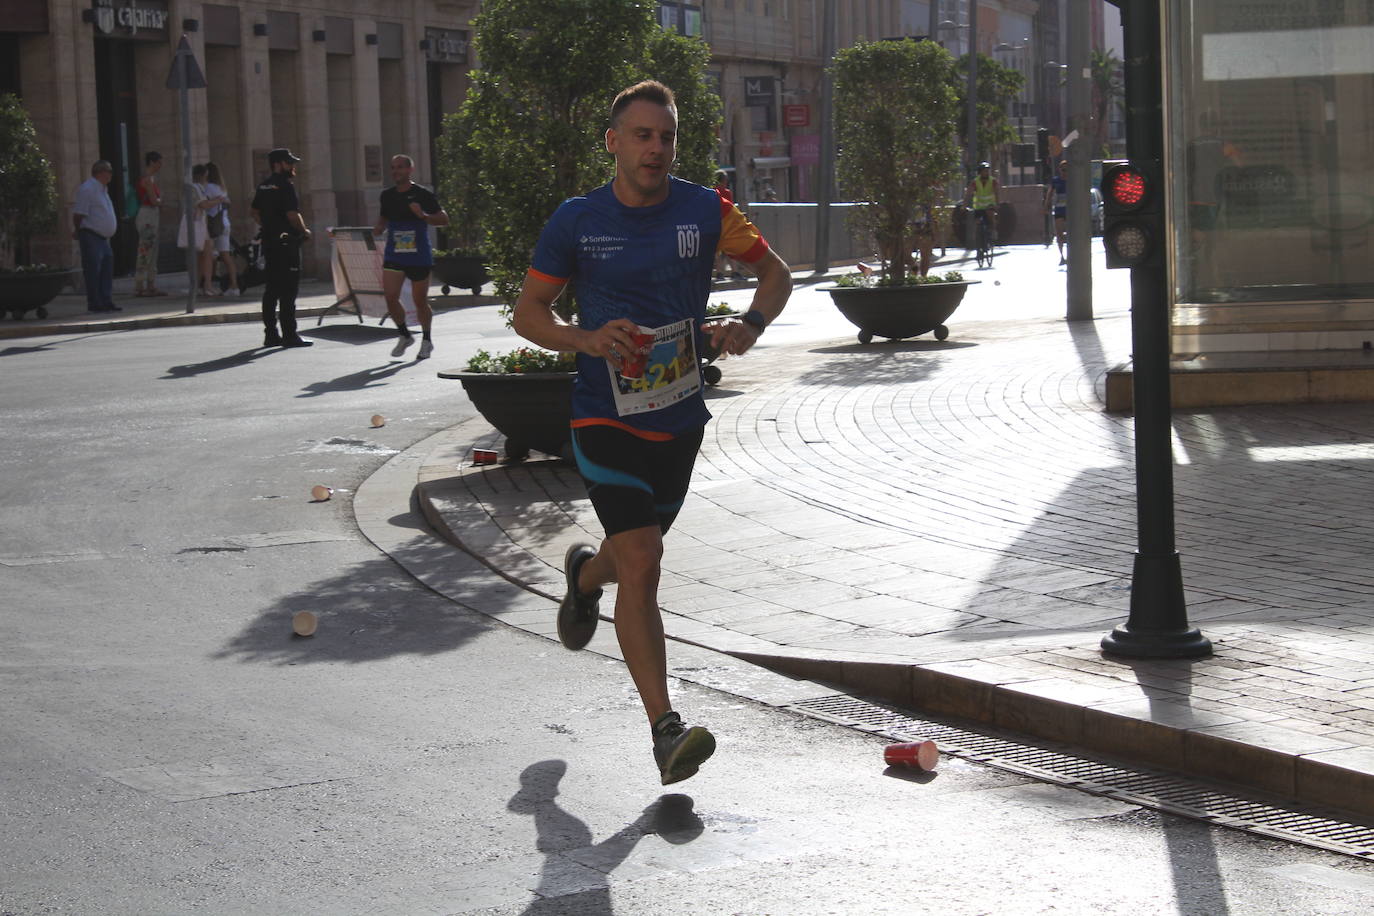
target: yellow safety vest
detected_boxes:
[972,176,996,210]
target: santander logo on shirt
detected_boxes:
[580,234,626,260]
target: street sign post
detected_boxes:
[165,35,206,313]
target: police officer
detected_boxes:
[251,148,313,348]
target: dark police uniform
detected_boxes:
[252,166,306,343]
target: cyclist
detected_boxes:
[965,161,999,255]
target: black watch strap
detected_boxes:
[743,309,768,333]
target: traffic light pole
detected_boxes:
[1100,0,1211,658]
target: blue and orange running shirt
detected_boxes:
[529,177,770,438]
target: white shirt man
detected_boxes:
[73,168,118,239]
[72,160,120,312]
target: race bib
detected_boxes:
[393,229,417,253]
[607,319,701,417]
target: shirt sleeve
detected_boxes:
[420,187,442,214]
[717,199,769,263]
[282,181,300,213]
[527,203,577,285]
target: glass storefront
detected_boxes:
[1169,1,1374,308]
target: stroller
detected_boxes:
[210,234,267,295]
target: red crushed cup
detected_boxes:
[883,740,939,771]
[619,326,656,379]
[472,448,499,465]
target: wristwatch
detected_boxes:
[742,309,768,333]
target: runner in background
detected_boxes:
[512,80,792,785]
[373,154,448,360]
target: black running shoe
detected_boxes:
[652,711,716,785]
[264,331,283,347]
[557,543,602,650]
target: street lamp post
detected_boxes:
[939,9,978,246]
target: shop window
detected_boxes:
[1169,0,1374,305]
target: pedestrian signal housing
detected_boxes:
[1102,159,1162,270]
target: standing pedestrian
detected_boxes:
[179,164,217,297]
[372,154,448,360]
[251,148,313,348]
[204,162,238,295]
[712,169,733,280]
[133,151,167,297]
[72,160,121,313]
[512,80,793,785]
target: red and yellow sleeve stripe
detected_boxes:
[718,200,769,264]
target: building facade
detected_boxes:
[3,0,477,275]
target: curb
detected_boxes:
[0,305,331,340]
[404,420,1374,822]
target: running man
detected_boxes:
[373,154,448,360]
[965,161,999,248]
[512,80,792,785]
[1044,159,1069,265]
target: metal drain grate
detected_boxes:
[789,694,1374,860]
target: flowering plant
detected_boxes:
[463,347,577,374]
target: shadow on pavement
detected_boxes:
[0,342,59,358]
[163,347,280,378]
[510,760,703,915]
[297,361,416,397]
[210,555,489,665]
[794,341,966,388]
[305,323,397,345]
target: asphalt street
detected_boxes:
[4,251,1374,914]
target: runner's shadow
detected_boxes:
[297,361,415,397]
[511,760,703,914]
[162,347,279,378]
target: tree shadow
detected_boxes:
[510,760,703,915]
[210,554,490,665]
[297,361,416,398]
[162,347,280,379]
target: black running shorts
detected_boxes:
[382,261,432,282]
[571,423,705,537]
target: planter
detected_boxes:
[1,269,77,320]
[438,370,575,462]
[826,281,976,344]
[433,254,489,296]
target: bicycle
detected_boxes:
[973,208,995,269]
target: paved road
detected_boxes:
[4,254,1374,913]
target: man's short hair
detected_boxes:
[145,151,162,166]
[391,154,414,168]
[610,80,676,127]
[92,160,113,174]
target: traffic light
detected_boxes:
[1102,159,1163,270]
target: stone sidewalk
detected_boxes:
[400,251,1374,820]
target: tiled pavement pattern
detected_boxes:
[414,278,1374,818]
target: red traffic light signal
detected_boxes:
[1102,160,1161,269]
[1105,166,1147,208]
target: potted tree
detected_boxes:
[0,93,70,320]
[436,0,720,461]
[432,115,490,297]
[825,38,974,344]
